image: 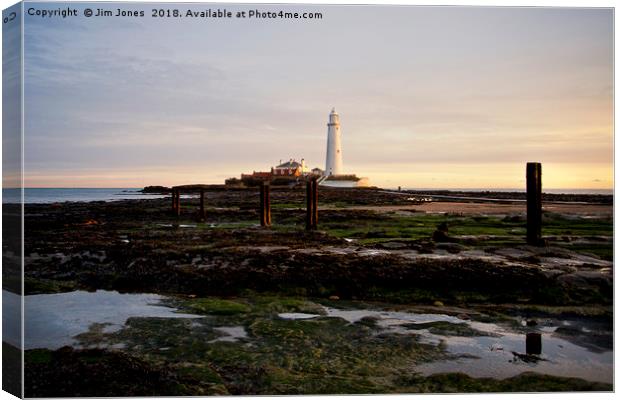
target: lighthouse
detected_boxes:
[325,108,343,176]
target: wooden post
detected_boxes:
[306,178,318,230]
[199,189,205,221]
[259,183,271,226]
[264,183,271,226]
[171,189,176,213]
[306,181,313,230]
[526,162,542,245]
[312,177,318,229]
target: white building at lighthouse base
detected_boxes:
[320,175,370,188]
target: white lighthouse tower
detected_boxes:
[325,107,343,176]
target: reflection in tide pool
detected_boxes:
[280,305,613,384]
[13,290,613,385]
[22,290,203,350]
[210,326,248,343]
[415,325,613,384]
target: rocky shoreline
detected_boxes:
[11,188,611,304]
[4,187,613,394]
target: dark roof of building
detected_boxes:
[275,160,302,169]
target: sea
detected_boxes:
[1,187,613,204]
[2,188,166,204]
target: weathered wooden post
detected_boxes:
[526,162,542,245]
[306,181,313,230]
[312,177,318,229]
[306,178,318,230]
[199,189,205,221]
[259,182,271,226]
[171,189,176,213]
[265,183,271,226]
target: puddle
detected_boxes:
[11,289,612,385]
[244,246,291,253]
[324,308,463,326]
[210,326,248,343]
[21,290,203,350]
[280,304,613,384]
[279,312,321,320]
[320,247,390,257]
[416,327,612,384]
[357,249,391,257]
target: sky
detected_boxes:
[17,2,613,189]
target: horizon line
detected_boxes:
[3,187,614,191]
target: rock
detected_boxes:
[512,351,542,363]
[379,241,407,249]
[457,313,470,320]
[142,185,171,194]
[435,242,466,254]
[503,214,525,223]
[329,295,340,301]
[526,319,537,327]
[432,222,454,243]
[432,230,451,242]
[433,301,444,307]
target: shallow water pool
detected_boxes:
[20,290,203,349]
[280,304,613,384]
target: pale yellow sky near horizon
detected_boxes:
[5,4,613,190]
[15,161,612,189]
